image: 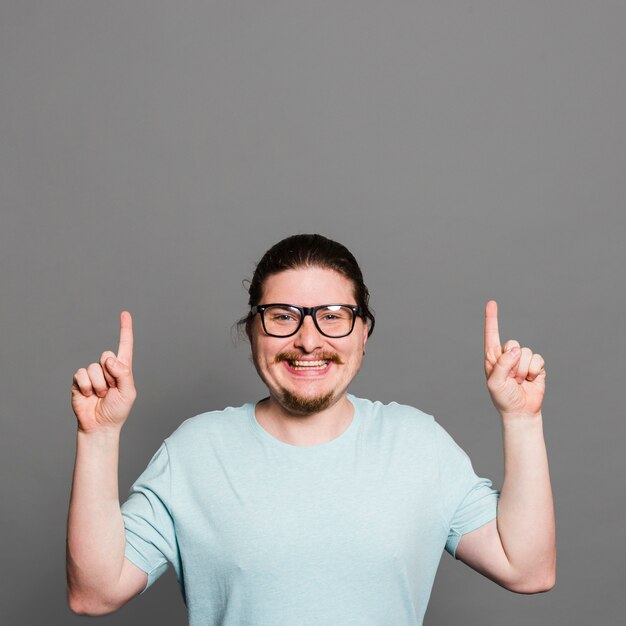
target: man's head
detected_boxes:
[241,234,375,415]
[240,234,375,339]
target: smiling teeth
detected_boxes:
[291,360,328,369]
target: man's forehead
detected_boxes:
[260,267,356,302]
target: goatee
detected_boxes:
[280,389,336,415]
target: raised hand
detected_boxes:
[484,301,546,418]
[71,311,137,434]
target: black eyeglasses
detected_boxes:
[251,303,362,338]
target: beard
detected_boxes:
[268,350,343,415]
[279,388,336,415]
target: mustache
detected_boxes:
[274,351,344,365]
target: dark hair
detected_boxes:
[237,234,375,339]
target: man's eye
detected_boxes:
[271,313,298,322]
[319,308,350,322]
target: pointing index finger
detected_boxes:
[117,310,134,366]
[484,300,501,356]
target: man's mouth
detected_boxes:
[275,352,343,371]
[289,359,329,371]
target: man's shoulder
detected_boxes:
[351,395,440,458]
[164,402,253,446]
[350,395,435,430]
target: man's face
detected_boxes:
[250,266,369,416]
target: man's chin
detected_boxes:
[279,389,336,416]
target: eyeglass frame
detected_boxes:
[251,303,363,338]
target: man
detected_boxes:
[67,234,555,625]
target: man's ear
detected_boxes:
[362,320,369,347]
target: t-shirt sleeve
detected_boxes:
[433,421,500,558]
[121,441,180,592]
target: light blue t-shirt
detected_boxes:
[121,395,499,626]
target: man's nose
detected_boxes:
[293,315,324,352]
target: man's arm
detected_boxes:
[455,411,555,593]
[455,301,555,593]
[66,312,148,614]
[67,429,148,614]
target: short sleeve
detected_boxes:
[121,442,180,592]
[434,422,500,558]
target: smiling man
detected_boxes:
[250,263,370,444]
[67,234,555,625]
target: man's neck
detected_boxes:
[254,394,354,446]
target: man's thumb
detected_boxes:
[105,357,133,390]
[489,346,522,387]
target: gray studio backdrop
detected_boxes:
[1,2,624,625]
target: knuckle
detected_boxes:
[76,380,92,394]
[521,347,533,362]
[73,370,89,389]
[533,357,545,370]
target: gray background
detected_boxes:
[1,1,624,624]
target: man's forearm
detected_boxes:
[496,412,556,590]
[66,428,127,611]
